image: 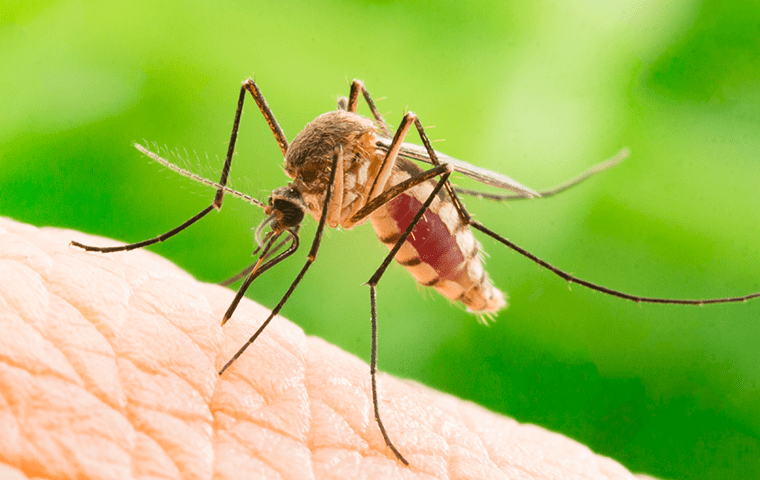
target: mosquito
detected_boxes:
[71,77,760,465]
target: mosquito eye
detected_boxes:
[273,198,305,227]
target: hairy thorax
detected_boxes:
[285,110,384,228]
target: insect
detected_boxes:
[71,78,760,465]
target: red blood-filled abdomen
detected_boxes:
[370,192,506,313]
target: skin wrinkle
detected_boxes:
[119,359,211,425]
[129,410,207,479]
[130,287,214,352]
[118,363,214,479]
[1,323,78,387]
[16,306,82,387]
[223,402,307,449]
[9,235,209,479]
[217,346,306,436]
[116,350,208,420]
[45,296,127,414]
[309,398,366,456]
[303,344,375,458]
[214,324,312,459]
[224,423,306,479]
[132,431,182,479]
[129,428,181,479]
[47,266,131,345]
[0,216,653,479]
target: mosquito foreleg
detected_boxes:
[221,229,300,326]
[70,205,216,252]
[218,145,342,375]
[241,78,289,156]
[72,82,254,252]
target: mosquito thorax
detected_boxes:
[265,186,306,230]
[284,110,376,193]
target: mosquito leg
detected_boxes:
[221,230,300,326]
[365,171,451,466]
[366,112,417,203]
[347,79,392,136]
[72,80,270,253]
[456,148,630,201]
[342,112,444,229]
[241,78,289,156]
[349,163,450,223]
[70,205,216,252]
[389,113,473,225]
[218,145,342,374]
[403,117,760,305]
[470,221,760,305]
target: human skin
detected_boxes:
[0,216,651,480]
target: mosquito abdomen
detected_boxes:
[370,187,506,314]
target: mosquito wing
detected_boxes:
[376,138,540,198]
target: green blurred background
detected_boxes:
[2,1,759,478]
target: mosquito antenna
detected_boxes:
[471,220,760,305]
[457,148,630,201]
[134,143,267,208]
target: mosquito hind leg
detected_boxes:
[409,116,759,306]
[402,119,759,305]
[343,79,392,136]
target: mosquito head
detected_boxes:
[255,186,305,247]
